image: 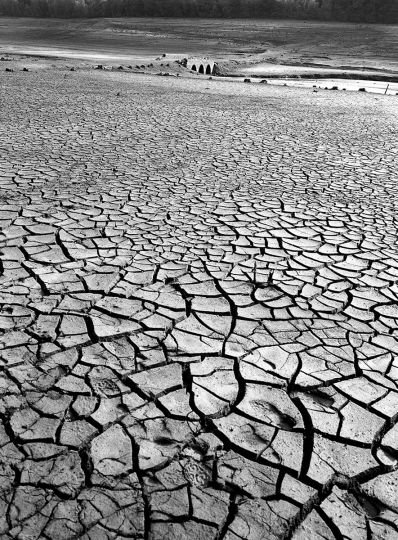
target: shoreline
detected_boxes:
[2,50,398,96]
[225,72,398,83]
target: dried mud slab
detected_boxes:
[1,69,398,539]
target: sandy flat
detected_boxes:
[1,17,398,77]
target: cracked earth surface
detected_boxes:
[1,69,398,539]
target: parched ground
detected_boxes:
[1,69,398,539]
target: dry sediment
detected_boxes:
[1,69,398,539]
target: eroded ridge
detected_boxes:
[1,70,398,539]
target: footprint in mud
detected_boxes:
[250,400,297,430]
[90,378,120,397]
[306,389,335,409]
[182,459,212,488]
[180,438,214,488]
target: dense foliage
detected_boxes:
[1,0,397,22]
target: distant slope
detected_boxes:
[1,17,397,80]
[1,0,398,23]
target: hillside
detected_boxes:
[1,0,398,23]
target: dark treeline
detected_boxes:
[1,0,397,23]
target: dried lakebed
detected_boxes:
[1,69,398,539]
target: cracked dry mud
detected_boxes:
[1,69,398,540]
